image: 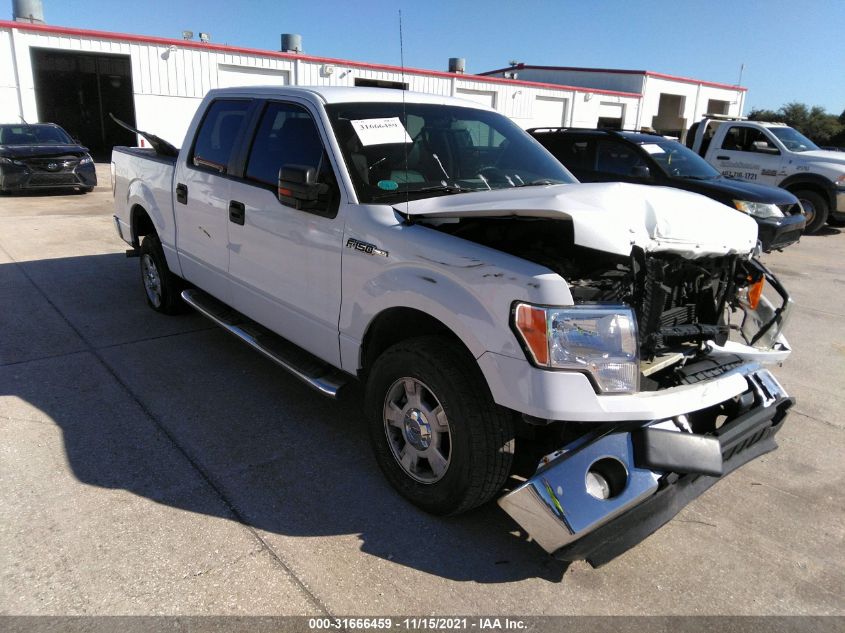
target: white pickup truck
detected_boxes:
[687,116,845,233]
[112,86,794,566]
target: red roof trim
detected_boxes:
[480,64,747,92]
[0,20,641,99]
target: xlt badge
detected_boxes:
[346,237,388,258]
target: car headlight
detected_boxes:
[513,303,640,393]
[835,173,845,187]
[78,155,94,165]
[0,157,25,166]
[733,200,784,218]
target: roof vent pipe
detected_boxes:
[281,33,302,53]
[448,58,465,74]
[12,0,44,23]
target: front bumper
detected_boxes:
[0,162,96,191]
[834,186,845,216]
[756,212,805,251]
[498,366,793,566]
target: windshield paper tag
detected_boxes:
[641,143,665,154]
[351,118,412,146]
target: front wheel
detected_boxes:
[795,189,829,234]
[365,336,514,515]
[140,234,185,315]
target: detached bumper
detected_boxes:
[498,368,793,567]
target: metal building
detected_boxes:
[1,17,742,158]
[480,64,746,141]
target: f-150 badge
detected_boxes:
[346,237,388,257]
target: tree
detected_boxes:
[749,102,844,146]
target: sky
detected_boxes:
[27,0,845,114]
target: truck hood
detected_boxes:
[792,150,845,169]
[0,143,90,159]
[396,182,758,258]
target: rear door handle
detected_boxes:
[229,200,245,225]
[176,183,188,204]
[716,155,731,160]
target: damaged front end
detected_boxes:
[499,248,794,566]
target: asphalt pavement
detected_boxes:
[1,164,843,615]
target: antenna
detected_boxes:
[737,63,745,86]
[19,114,29,124]
[399,9,412,225]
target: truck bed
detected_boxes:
[112,146,178,167]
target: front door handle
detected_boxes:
[716,155,731,160]
[176,183,188,204]
[229,200,245,225]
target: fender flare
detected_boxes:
[778,173,836,208]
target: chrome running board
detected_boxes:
[181,289,349,398]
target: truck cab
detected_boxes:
[688,116,845,233]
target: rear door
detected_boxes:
[226,99,345,366]
[711,125,783,186]
[173,99,253,302]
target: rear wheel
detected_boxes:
[140,234,185,315]
[365,336,514,515]
[794,189,829,234]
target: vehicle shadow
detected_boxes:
[810,226,842,237]
[0,252,570,584]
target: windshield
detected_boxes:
[325,102,576,203]
[641,139,721,179]
[768,127,819,153]
[0,124,73,146]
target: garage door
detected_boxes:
[455,89,496,108]
[217,65,289,89]
[531,97,568,129]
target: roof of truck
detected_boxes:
[206,85,495,109]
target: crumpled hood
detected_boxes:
[396,182,758,258]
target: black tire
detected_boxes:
[826,214,845,228]
[794,189,829,234]
[365,335,514,515]
[139,233,185,315]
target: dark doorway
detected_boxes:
[30,49,136,160]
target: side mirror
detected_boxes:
[630,164,651,178]
[278,164,329,210]
[752,141,779,155]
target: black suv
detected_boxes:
[528,128,806,251]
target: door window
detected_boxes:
[595,140,646,176]
[190,99,251,173]
[720,126,779,153]
[245,102,338,215]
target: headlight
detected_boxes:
[835,174,845,187]
[513,303,640,393]
[733,200,784,218]
[0,157,25,166]
[78,155,94,165]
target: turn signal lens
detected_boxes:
[514,304,549,366]
[748,276,765,310]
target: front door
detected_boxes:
[226,100,345,366]
[712,125,783,186]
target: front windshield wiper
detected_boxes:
[513,178,564,187]
[370,183,479,201]
[678,175,717,181]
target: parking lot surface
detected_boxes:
[1,165,843,615]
